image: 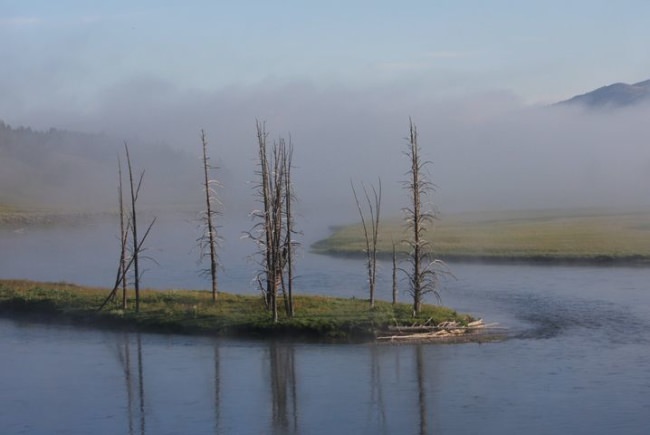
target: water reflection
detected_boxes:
[368,345,387,433]
[105,337,438,435]
[3,312,650,434]
[112,333,146,435]
[415,345,428,435]
[213,343,220,435]
[268,342,299,434]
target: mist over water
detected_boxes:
[4,82,650,225]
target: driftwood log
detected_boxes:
[377,319,506,342]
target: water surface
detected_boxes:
[1,218,650,434]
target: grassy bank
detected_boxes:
[0,280,471,342]
[312,208,650,265]
[0,203,102,226]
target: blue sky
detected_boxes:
[3,0,650,113]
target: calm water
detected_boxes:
[1,217,650,434]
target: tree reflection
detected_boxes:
[213,343,221,434]
[415,345,428,435]
[113,333,146,435]
[368,344,388,433]
[268,341,298,434]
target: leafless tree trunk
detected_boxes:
[99,218,155,311]
[199,129,220,302]
[248,122,298,322]
[123,143,156,313]
[125,144,142,312]
[258,122,274,310]
[351,179,381,307]
[401,119,447,315]
[99,150,155,312]
[249,121,278,321]
[392,241,398,305]
[282,138,296,318]
[118,156,128,310]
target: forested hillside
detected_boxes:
[0,120,201,210]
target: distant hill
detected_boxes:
[558,79,650,108]
[0,120,203,210]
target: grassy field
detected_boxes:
[0,202,112,227]
[312,208,650,264]
[0,280,471,341]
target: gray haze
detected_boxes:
[4,80,650,225]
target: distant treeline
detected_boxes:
[0,120,200,208]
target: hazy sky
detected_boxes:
[3,1,650,216]
[3,0,650,112]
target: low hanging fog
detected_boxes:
[4,79,650,228]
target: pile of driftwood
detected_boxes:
[377,319,504,343]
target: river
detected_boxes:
[1,215,649,434]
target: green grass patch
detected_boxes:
[0,280,470,342]
[312,208,650,264]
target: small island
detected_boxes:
[0,279,489,343]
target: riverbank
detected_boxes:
[0,280,482,342]
[0,204,105,227]
[312,208,650,266]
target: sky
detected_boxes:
[3,0,650,111]
[3,1,650,216]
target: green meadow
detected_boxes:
[312,208,650,264]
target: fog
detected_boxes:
[4,79,650,227]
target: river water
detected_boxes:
[1,215,650,434]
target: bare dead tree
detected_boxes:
[401,119,449,315]
[124,143,156,313]
[125,144,142,312]
[392,241,398,305]
[199,129,221,302]
[247,122,298,322]
[351,179,382,308]
[281,137,297,318]
[101,154,131,310]
[99,146,156,312]
[247,121,278,321]
[118,156,128,310]
[99,218,155,311]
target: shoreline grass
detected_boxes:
[0,279,472,342]
[312,208,650,265]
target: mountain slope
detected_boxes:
[558,79,650,108]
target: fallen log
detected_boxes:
[378,319,506,342]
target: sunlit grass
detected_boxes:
[313,208,650,262]
[0,280,469,341]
